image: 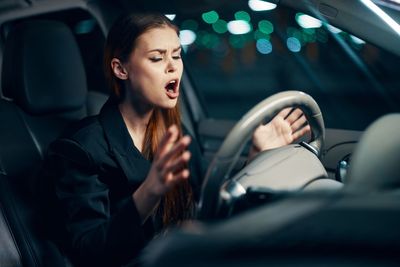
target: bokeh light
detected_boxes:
[254,29,270,40]
[229,34,247,48]
[202,10,219,24]
[179,30,197,46]
[287,37,301,52]
[350,35,366,45]
[235,11,251,22]
[327,24,342,34]
[165,14,176,21]
[212,19,228,34]
[227,20,252,35]
[258,20,274,34]
[248,0,277,11]
[256,39,273,54]
[295,13,322,28]
[200,32,220,49]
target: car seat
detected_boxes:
[345,113,400,193]
[0,19,107,267]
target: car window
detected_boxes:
[176,3,400,130]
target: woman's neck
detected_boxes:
[119,101,153,153]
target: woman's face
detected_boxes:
[121,26,183,110]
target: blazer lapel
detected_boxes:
[98,98,150,184]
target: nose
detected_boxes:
[166,57,177,73]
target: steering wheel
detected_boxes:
[197,91,325,220]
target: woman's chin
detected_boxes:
[159,99,178,109]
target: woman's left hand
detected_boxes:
[249,108,311,159]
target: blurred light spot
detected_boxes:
[235,11,251,22]
[258,20,274,34]
[229,34,247,48]
[316,28,329,43]
[350,35,366,45]
[256,39,272,54]
[302,28,316,43]
[181,19,199,31]
[202,10,219,24]
[295,13,322,28]
[327,24,342,34]
[248,0,277,11]
[182,45,189,53]
[212,19,228,34]
[201,33,220,48]
[254,29,270,40]
[194,31,206,46]
[227,20,252,35]
[74,19,96,34]
[165,14,176,21]
[287,27,302,41]
[179,30,196,46]
[287,37,301,52]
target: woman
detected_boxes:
[42,13,310,267]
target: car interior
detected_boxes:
[0,0,399,266]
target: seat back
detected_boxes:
[346,113,400,192]
[0,19,105,266]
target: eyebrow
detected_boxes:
[147,46,182,53]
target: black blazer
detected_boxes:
[41,98,205,267]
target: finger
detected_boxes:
[156,125,179,159]
[290,115,308,132]
[175,169,190,181]
[292,124,311,141]
[164,151,191,175]
[286,108,303,125]
[157,135,191,168]
[276,107,292,119]
[164,168,190,184]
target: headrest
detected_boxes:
[2,20,87,115]
[346,114,400,192]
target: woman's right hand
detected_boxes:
[133,125,192,223]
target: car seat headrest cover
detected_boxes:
[2,20,87,115]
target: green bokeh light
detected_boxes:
[254,29,270,40]
[316,28,329,43]
[234,11,251,22]
[302,28,316,43]
[258,20,274,34]
[287,27,301,39]
[202,10,219,24]
[212,19,228,34]
[181,19,199,31]
[229,34,247,48]
[200,32,220,49]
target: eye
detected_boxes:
[172,54,181,60]
[149,57,162,62]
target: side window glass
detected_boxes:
[177,5,400,130]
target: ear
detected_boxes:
[111,58,128,80]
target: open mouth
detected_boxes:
[165,79,179,99]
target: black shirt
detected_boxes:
[41,98,205,267]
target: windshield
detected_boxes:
[176,1,400,130]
